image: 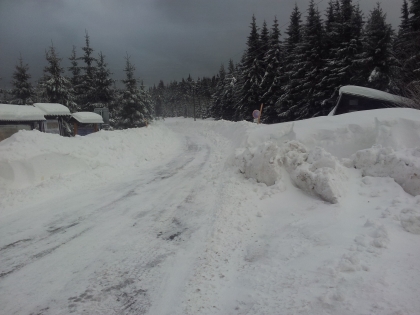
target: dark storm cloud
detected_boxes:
[0,0,402,89]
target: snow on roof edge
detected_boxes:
[33,103,71,116]
[72,112,104,124]
[339,85,412,105]
[0,104,46,121]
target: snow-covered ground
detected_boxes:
[1,109,420,315]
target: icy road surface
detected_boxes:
[1,113,420,315]
[0,127,232,314]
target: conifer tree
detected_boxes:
[259,21,270,71]
[68,45,82,109]
[260,17,282,123]
[292,0,326,119]
[395,0,410,63]
[407,0,420,84]
[235,15,263,121]
[319,0,342,98]
[276,4,302,122]
[119,55,149,128]
[154,80,165,118]
[327,0,364,89]
[221,59,237,120]
[357,3,394,91]
[94,51,114,108]
[79,31,98,110]
[210,64,225,119]
[41,44,76,110]
[11,56,33,105]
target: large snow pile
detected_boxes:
[232,109,420,202]
[176,109,420,203]
[0,123,182,191]
[235,140,348,203]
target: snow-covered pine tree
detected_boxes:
[210,64,225,119]
[199,76,214,119]
[260,17,282,123]
[406,0,420,85]
[327,0,364,89]
[395,0,410,62]
[357,3,394,91]
[235,15,263,121]
[11,55,34,105]
[79,31,98,111]
[154,80,165,118]
[276,4,302,122]
[291,0,326,120]
[318,0,342,103]
[221,59,237,121]
[41,44,76,110]
[139,80,154,122]
[119,55,148,128]
[68,45,82,110]
[93,51,114,109]
[259,21,270,73]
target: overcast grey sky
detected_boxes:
[0,0,403,89]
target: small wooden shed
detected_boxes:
[330,86,412,116]
[0,104,46,142]
[70,112,104,136]
[33,103,72,136]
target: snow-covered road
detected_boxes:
[0,126,232,314]
[1,111,420,315]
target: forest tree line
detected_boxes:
[2,0,420,127]
[154,0,420,123]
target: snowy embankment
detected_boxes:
[0,124,183,213]
[176,109,420,203]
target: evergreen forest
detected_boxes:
[2,0,420,127]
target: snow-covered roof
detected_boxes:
[33,103,71,116]
[339,85,412,106]
[72,112,104,124]
[0,104,45,121]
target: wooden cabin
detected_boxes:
[33,103,72,136]
[70,112,104,136]
[330,86,413,116]
[0,104,46,142]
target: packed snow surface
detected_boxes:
[1,108,420,315]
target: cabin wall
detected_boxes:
[0,123,32,142]
[334,94,396,115]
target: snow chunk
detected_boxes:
[282,142,348,204]
[235,140,348,203]
[235,141,283,186]
[350,146,420,196]
[400,208,420,234]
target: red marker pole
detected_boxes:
[258,103,264,124]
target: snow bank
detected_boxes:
[228,109,420,202]
[0,123,182,190]
[350,146,420,196]
[235,140,347,203]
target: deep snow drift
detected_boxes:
[1,108,420,315]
